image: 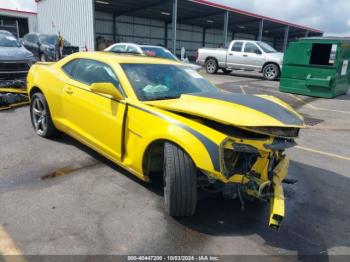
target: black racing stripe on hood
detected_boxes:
[189,92,304,126]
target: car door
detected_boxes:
[61,58,127,161]
[226,41,245,69]
[241,42,266,71]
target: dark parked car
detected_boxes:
[0,32,36,84]
[22,33,79,62]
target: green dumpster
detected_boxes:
[280,37,350,98]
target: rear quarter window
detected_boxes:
[62,59,79,77]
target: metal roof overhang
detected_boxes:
[94,0,323,38]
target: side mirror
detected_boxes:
[255,49,262,55]
[90,82,124,100]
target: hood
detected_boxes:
[146,92,304,128]
[0,46,34,61]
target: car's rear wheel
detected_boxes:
[205,58,218,74]
[263,63,280,81]
[163,142,197,216]
[30,92,58,138]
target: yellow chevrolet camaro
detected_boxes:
[27,52,304,230]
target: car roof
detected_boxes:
[139,45,165,48]
[66,51,182,65]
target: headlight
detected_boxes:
[220,138,260,178]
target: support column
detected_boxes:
[305,30,309,37]
[165,22,168,48]
[223,10,229,46]
[283,26,289,52]
[258,19,264,41]
[202,27,206,46]
[172,0,178,55]
[112,15,116,42]
[15,20,20,38]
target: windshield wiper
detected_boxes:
[147,96,180,101]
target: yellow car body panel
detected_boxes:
[27,52,304,229]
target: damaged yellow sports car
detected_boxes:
[27,52,304,230]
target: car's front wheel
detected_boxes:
[30,92,58,138]
[263,63,280,81]
[163,142,197,216]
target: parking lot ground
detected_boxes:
[0,71,350,260]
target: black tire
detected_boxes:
[222,68,232,74]
[263,63,280,81]
[163,143,197,216]
[205,58,218,74]
[30,92,58,138]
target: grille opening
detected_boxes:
[223,149,258,177]
[0,62,30,72]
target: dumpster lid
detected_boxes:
[300,37,350,43]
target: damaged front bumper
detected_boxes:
[210,144,290,231]
[269,157,289,231]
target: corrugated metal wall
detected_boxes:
[37,0,95,51]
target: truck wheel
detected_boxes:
[205,59,218,74]
[163,142,197,216]
[263,63,280,81]
[222,68,232,74]
[30,92,58,138]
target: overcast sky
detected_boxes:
[0,0,349,35]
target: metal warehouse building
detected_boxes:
[36,0,323,57]
[0,8,37,38]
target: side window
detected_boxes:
[244,42,261,54]
[111,45,126,53]
[126,45,139,53]
[72,59,123,93]
[62,59,79,77]
[231,42,243,52]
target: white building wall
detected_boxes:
[37,0,95,51]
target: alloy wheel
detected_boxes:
[206,61,216,73]
[32,98,48,136]
[264,65,277,80]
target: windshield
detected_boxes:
[256,42,277,53]
[39,34,57,45]
[0,35,20,47]
[141,47,178,61]
[121,64,218,101]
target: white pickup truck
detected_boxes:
[196,40,284,80]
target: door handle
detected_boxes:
[228,53,233,56]
[64,86,73,94]
[243,54,248,57]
